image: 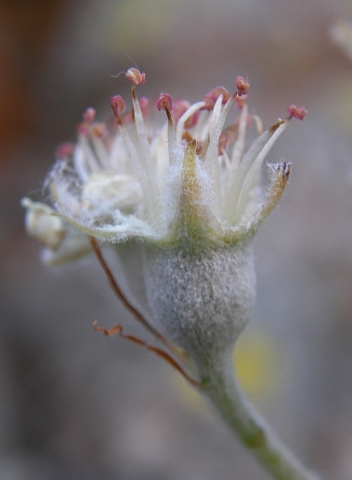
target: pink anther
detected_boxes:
[110,95,126,117]
[156,93,173,112]
[202,86,231,110]
[218,132,230,152]
[184,111,199,129]
[56,142,74,158]
[126,68,146,86]
[172,99,190,123]
[139,96,149,115]
[287,105,307,120]
[77,124,89,136]
[235,94,248,110]
[83,107,96,123]
[235,76,250,96]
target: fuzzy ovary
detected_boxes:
[143,244,256,369]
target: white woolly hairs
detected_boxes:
[143,244,256,369]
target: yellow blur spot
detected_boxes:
[173,328,286,416]
[234,329,283,398]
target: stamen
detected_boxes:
[202,86,230,110]
[221,148,232,171]
[122,97,149,125]
[122,96,149,125]
[83,107,96,124]
[220,127,240,166]
[90,124,110,170]
[156,92,180,168]
[218,131,232,153]
[287,105,307,120]
[77,124,90,137]
[56,142,74,159]
[125,67,146,86]
[112,114,154,214]
[235,94,248,110]
[251,114,264,135]
[235,76,250,97]
[225,119,286,222]
[219,114,249,199]
[176,101,205,144]
[73,142,90,182]
[77,130,103,175]
[110,95,126,120]
[235,120,287,220]
[78,111,111,173]
[78,136,101,174]
[138,96,149,116]
[130,88,159,219]
[203,95,234,199]
[156,93,173,121]
[172,99,190,123]
[90,123,108,138]
[242,162,291,237]
[231,103,248,167]
[210,94,224,135]
[111,91,157,213]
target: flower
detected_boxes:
[22,68,305,366]
[23,69,304,255]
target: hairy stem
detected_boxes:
[200,356,320,480]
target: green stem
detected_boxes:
[199,356,320,480]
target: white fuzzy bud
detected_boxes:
[21,198,66,249]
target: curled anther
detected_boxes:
[110,95,126,120]
[126,67,146,86]
[202,86,230,110]
[83,107,96,123]
[287,105,307,120]
[156,92,173,112]
[156,93,173,123]
[235,76,250,96]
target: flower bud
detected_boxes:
[21,198,66,249]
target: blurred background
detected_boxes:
[2,0,352,479]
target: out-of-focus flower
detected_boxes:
[330,19,352,61]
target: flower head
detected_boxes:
[23,68,305,263]
[22,67,307,380]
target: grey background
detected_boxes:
[1,1,352,478]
